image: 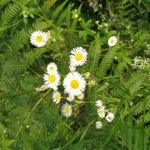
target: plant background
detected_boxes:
[0,0,150,149]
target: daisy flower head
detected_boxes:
[61,103,72,118]
[96,121,103,129]
[105,112,115,123]
[43,71,60,91]
[30,30,48,47]
[97,106,105,118]
[63,72,86,96]
[47,62,58,73]
[108,36,117,47]
[70,47,87,67]
[52,91,61,104]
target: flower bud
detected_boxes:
[96,121,103,129]
[88,80,96,87]
[77,93,84,100]
[84,72,91,79]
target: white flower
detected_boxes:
[77,93,84,100]
[97,106,105,118]
[30,31,48,47]
[69,65,76,72]
[47,63,58,73]
[67,95,75,102]
[131,56,150,69]
[95,121,103,129]
[105,112,115,123]
[61,103,72,118]
[52,91,61,104]
[96,100,103,107]
[108,36,117,47]
[70,47,87,67]
[63,72,86,96]
[43,71,60,90]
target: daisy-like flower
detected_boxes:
[52,91,61,104]
[47,62,58,73]
[61,103,72,118]
[43,71,60,91]
[70,47,87,67]
[63,72,86,96]
[30,30,48,47]
[108,36,117,47]
[95,121,103,129]
[97,106,105,118]
[105,112,115,123]
[96,100,103,107]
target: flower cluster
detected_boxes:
[62,47,87,117]
[72,9,82,21]
[36,46,88,118]
[31,30,116,129]
[89,0,102,12]
[131,56,150,69]
[44,63,62,105]
[95,100,115,129]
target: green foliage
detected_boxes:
[0,0,150,149]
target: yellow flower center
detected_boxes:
[48,74,56,83]
[64,106,71,113]
[75,53,83,61]
[55,94,60,100]
[36,35,43,43]
[70,79,79,89]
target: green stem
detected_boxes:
[15,90,50,138]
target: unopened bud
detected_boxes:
[84,72,91,79]
[77,93,84,100]
[88,80,96,87]
[67,95,75,102]
[46,31,52,40]
[74,14,79,18]
[36,84,48,92]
